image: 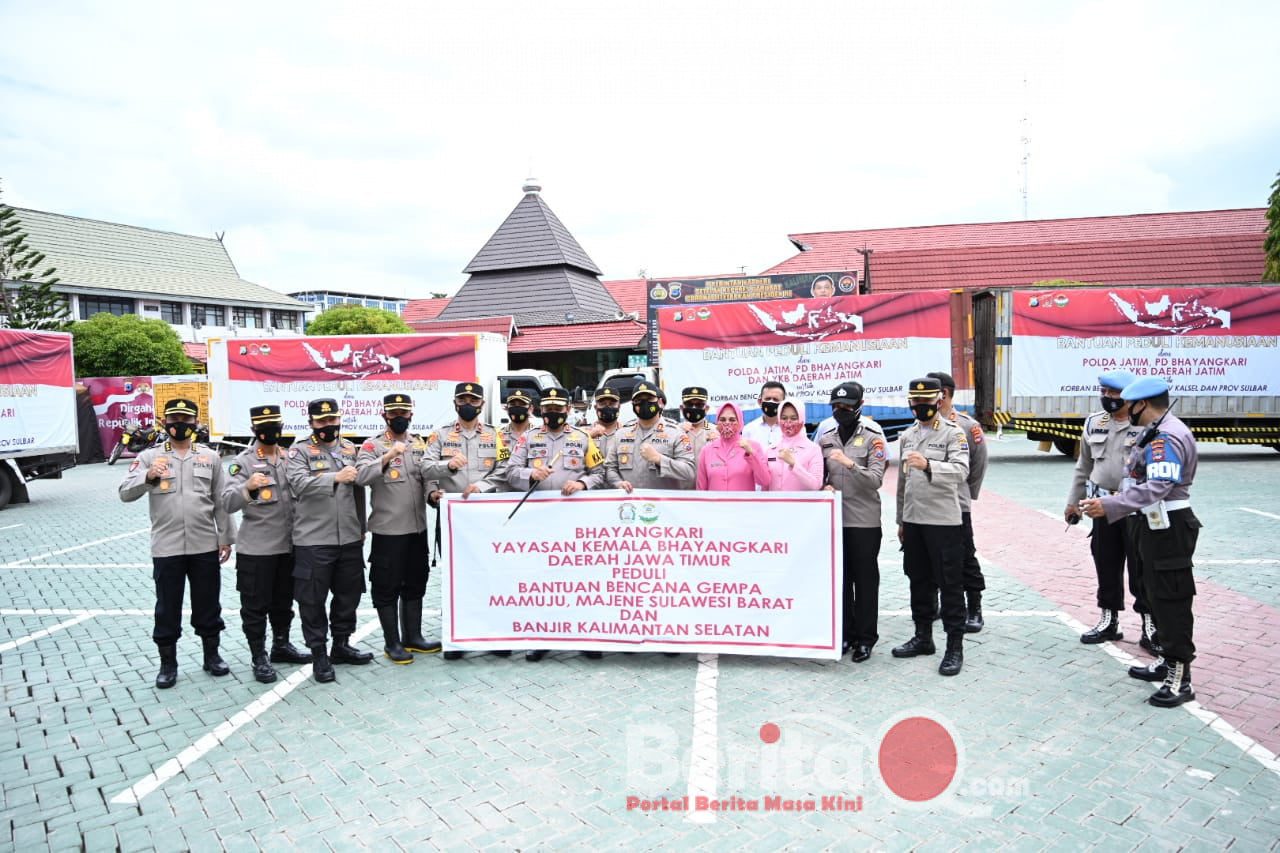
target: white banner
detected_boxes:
[0,329,77,458]
[442,490,842,659]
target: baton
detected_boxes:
[505,451,562,525]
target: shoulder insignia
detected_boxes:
[228,462,242,476]
[129,459,140,472]
[1099,414,1111,424]
[969,425,984,444]
[362,440,376,452]
[289,448,299,459]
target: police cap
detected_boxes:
[593,386,621,402]
[540,387,569,407]
[906,377,942,398]
[249,405,281,425]
[1098,370,1137,392]
[308,398,340,417]
[383,393,413,411]
[829,382,864,404]
[453,382,484,400]
[1121,376,1170,401]
[681,386,709,402]
[164,398,199,418]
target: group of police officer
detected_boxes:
[119,369,1197,705]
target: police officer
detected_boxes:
[1065,371,1154,648]
[893,378,971,676]
[507,386,604,661]
[286,398,370,683]
[422,382,511,661]
[356,393,438,665]
[818,382,887,663]
[588,386,625,463]
[679,387,716,484]
[221,405,310,684]
[929,371,989,633]
[1081,377,1200,707]
[119,398,235,689]
[499,390,537,447]
[588,382,695,492]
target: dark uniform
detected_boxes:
[286,398,370,682]
[892,378,971,676]
[1095,377,1200,708]
[221,405,310,684]
[119,398,236,688]
[679,386,716,489]
[818,382,886,662]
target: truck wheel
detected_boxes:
[0,466,14,510]
[108,443,124,465]
[1052,437,1078,457]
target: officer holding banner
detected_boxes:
[588,382,695,492]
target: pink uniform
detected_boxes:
[766,400,823,491]
[696,402,772,491]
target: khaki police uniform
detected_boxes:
[357,429,432,608]
[421,421,510,495]
[506,425,604,492]
[589,418,695,490]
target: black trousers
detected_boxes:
[1137,509,1200,664]
[368,530,430,608]
[902,523,966,636]
[1089,514,1149,613]
[236,552,296,643]
[152,552,224,646]
[960,511,986,593]
[841,527,881,646]
[294,543,366,648]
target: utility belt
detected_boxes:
[1086,481,1115,498]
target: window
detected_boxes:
[271,310,297,329]
[79,296,134,319]
[232,306,262,328]
[160,302,183,324]
[191,304,225,326]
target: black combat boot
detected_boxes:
[1139,613,1162,655]
[202,635,230,676]
[311,645,335,683]
[892,623,936,658]
[939,633,964,676]
[331,636,374,665]
[526,649,547,662]
[1128,656,1168,682]
[248,638,277,684]
[582,651,603,659]
[1149,661,1194,708]
[270,631,312,664]
[443,651,464,661]
[964,591,984,633]
[400,599,441,654]
[1080,609,1122,644]
[378,606,413,665]
[155,644,178,689]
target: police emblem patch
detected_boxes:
[260,489,273,500]
[228,463,241,476]
[970,425,984,444]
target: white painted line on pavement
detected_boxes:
[0,523,23,531]
[1198,559,1280,566]
[2,527,150,567]
[685,652,719,825]
[110,616,381,806]
[1238,507,1280,522]
[0,563,153,570]
[1053,612,1280,780]
[0,612,96,653]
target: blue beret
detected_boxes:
[1098,370,1137,391]
[1121,376,1169,401]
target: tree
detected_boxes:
[305,304,412,335]
[1265,170,1280,283]
[0,183,70,330]
[71,313,193,377]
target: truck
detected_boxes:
[205,332,556,443]
[0,328,78,510]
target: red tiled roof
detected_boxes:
[508,321,645,353]
[183,342,207,362]
[403,297,450,323]
[409,315,516,342]
[602,279,647,316]
[764,209,1268,289]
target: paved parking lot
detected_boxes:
[2,437,1279,850]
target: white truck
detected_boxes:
[0,328,78,509]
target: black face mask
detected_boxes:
[256,423,283,446]
[507,407,529,424]
[1100,396,1125,414]
[1128,402,1148,425]
[634,401,661,421]
[912,403,938,422]
[455,404,480,423]
[166,421,196,442]
[313,424,340,443]
[596,406,619,424]
[761,401,781,418]
[683,407,706,423]
[542,411,568,430]
[388,415,412,434]
[833,408,861,427]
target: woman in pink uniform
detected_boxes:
[766,400,823,491]
[696,402,771,491]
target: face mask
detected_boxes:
[781,420,803,438]
[455,404,480,423]
[542,411,568,430]
[634,401,660,421]
[761,401,780,418]
[912,403,937,422]
[314,424,340,443]
[1128,402,1148,425]
[166,421,196,442]
[507,407,529,424]
[717,421,740,441]
[833,408,861,428]
[256,423,283,446]
[388,415,412,433]
[596,406,619,424]
[1100,396,1125,414]
[682,407,706,423]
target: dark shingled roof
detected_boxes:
[462,191,602,275]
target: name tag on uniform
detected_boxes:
[853,436,865,446]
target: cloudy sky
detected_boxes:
[2,1,1276,299]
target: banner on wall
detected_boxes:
[656,290,952,414]
[442,490,841,659]
[0,329,77,457]
[1011,287,1280,397]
